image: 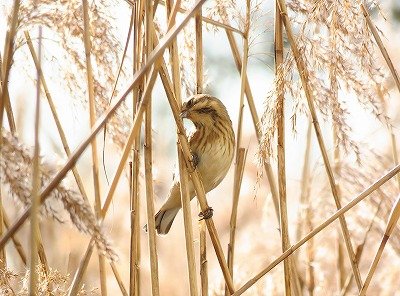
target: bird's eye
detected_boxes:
[186,98,195,108]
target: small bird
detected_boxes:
[153,94,235,234]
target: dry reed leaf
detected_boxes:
[0,129,116,260]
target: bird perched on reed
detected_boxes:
[153,94,235,235]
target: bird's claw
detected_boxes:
[198,207,214,221]
[189,153,199,173]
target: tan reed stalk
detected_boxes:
[360,4,400,92]
[178,148,199,296]
[0,192,5,268]
[110,262,128,296]
[0,0,207,252]
[69,66,160,295]
[81,1,107,294]
[29,27,42,295]
[339,199,383,296]
[225,30,280,221]
[359,194,400,295]
[329,9,346,288]
[0,0,20,132]
[130,2,144,294]
[144,1,160,295]
[194,5,208,296]
[0,52,16,133]
[226,148,246,285]
[274,3,292,295]
[24,31,89,202]
[276,0,362,289]
[333,124,346,289]
[68,240,95,296]
[295,120,313,294]
[232,164,400,296]
[156,0,243,35]
[2,207,27,265]
[159,62,235,293]
[225,3,250,295]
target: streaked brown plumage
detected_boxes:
[154,94,235,234]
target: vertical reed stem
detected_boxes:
[194,4,208,296]
[144,1,160,295]
[82,1,107,294]
[29,27,42,296]
[274,3,291,295]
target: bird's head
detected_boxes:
[180,94,230,127]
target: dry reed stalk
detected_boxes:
[144,1,160,295]
[130,2,144,294]
[225,30,280,221]
[0,0,20,132]
[276,0,362,289]
[339,200,383,296]
[68,240,95,296]
[24,31,89,202]
[232,164,400,296]
[0,0,207,263]
[29,27,42,295]
[360,4,400,93]
[194,5,207,296]
[81,1,107,294]
[0,195,5,268]
[225,2,250,294]
[68,65,160,294]
[359,194,400,295]
[157,0,243,35]
[333,125,346,289]
[295,120,313,294]
[226,148,246,285]
[166,1,199,294]
[110,262,128,296]
[2,208,27,265]
[0,52,16,134]
[159,61,235,294]
[274,3,292,295]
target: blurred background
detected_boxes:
[1,0,400,295]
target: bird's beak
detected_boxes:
[180,109,189,118]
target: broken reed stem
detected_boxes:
[24,31,90,202]
[159,61,235,294]
[81,1,107,294]
[0,0,20,132]
[232,164,400,296]
[144,1,160,295]
[2,208,27,265]
[29,27,42,296]
[226,148,246,282]
[225,30,280,221]
[360,3,400,92]
[276,0,362,289]
[359,194,400,295]
[194,5,208,296]
[274,2,292,295]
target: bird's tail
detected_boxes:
[154,208,180,235]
